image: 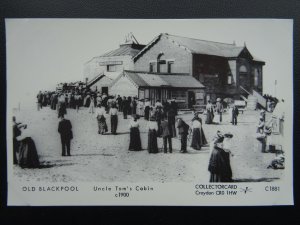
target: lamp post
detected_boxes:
[274,79,277,98]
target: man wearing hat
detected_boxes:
[160,116,172,153]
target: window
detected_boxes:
[107,65,116,72]
[167,61,174,73]
[157,53,164,73]
[172,90,187,98]
[228,75,232,84]
[149,63,154,72]
[139,89,145,100]
[145,89,149,99]
[239,65,248,73]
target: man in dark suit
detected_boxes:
[160,117,172,153]
[58,115,73,156]
[177,118,190,153]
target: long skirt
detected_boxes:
[191,128,208,150]
[205,111,214,124]
[148,129,158,153]
[18,137,40,168]
[98,120,108,134]
[110,115,118,134]
[157,120,162,137]
[129,127,142,151]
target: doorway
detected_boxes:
[188,91,195,108]
[101,87,108,95]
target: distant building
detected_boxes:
[84,34,145,94]
[110,70,205,108]
[133,33,265,104]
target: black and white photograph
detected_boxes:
[6,19,293,205]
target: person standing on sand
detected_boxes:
[109,103,118,135]
[205,100,214,124]
[147,116,159,153]
[177,118,190,153]
[208,132,232,182]
[58,114,73,156]
[89,96,95,113]
[144,99,150,121]
[215,98,223,123]
[37,91,43,111]
[160,117,172,153]
[128,115,142,151]
[231,103,239,125]
[122,97,129,119]
[190,113,208,150]
[96,104,108,135]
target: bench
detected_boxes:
[234,100,246,114]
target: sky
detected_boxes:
[6,19,293,108]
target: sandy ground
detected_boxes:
[12,104,284,183]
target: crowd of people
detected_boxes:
[205,98,239,125]
[11,90,285,182]
[255,99,285,169]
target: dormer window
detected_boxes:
[149,62,156,72]
[167,61,174,73]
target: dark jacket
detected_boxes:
[58,119,73,140]
[160,120,171,137]
[177,119,189,135]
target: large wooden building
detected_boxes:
[133,33,265,104]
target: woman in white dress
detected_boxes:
[128,116,142,151]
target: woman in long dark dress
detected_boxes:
[208,133,232,182]
[16,125,40,168]
[205,100,214,124]
[109,103,118,135]
[144,99,150,121]
[128,116,142,151]
[167,108,177,138]
[147,116,158,153]
[190,113,208,150]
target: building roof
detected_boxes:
[111,71,205,89]
[87,72,122,87]
[165,33,245,57]
[134,33,264,63]
[100,43,145,57]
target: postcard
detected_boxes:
[6,19,293,205]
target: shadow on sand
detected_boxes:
[73,153,115,157]
[38,162,75,168]
[233,177,280,182]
